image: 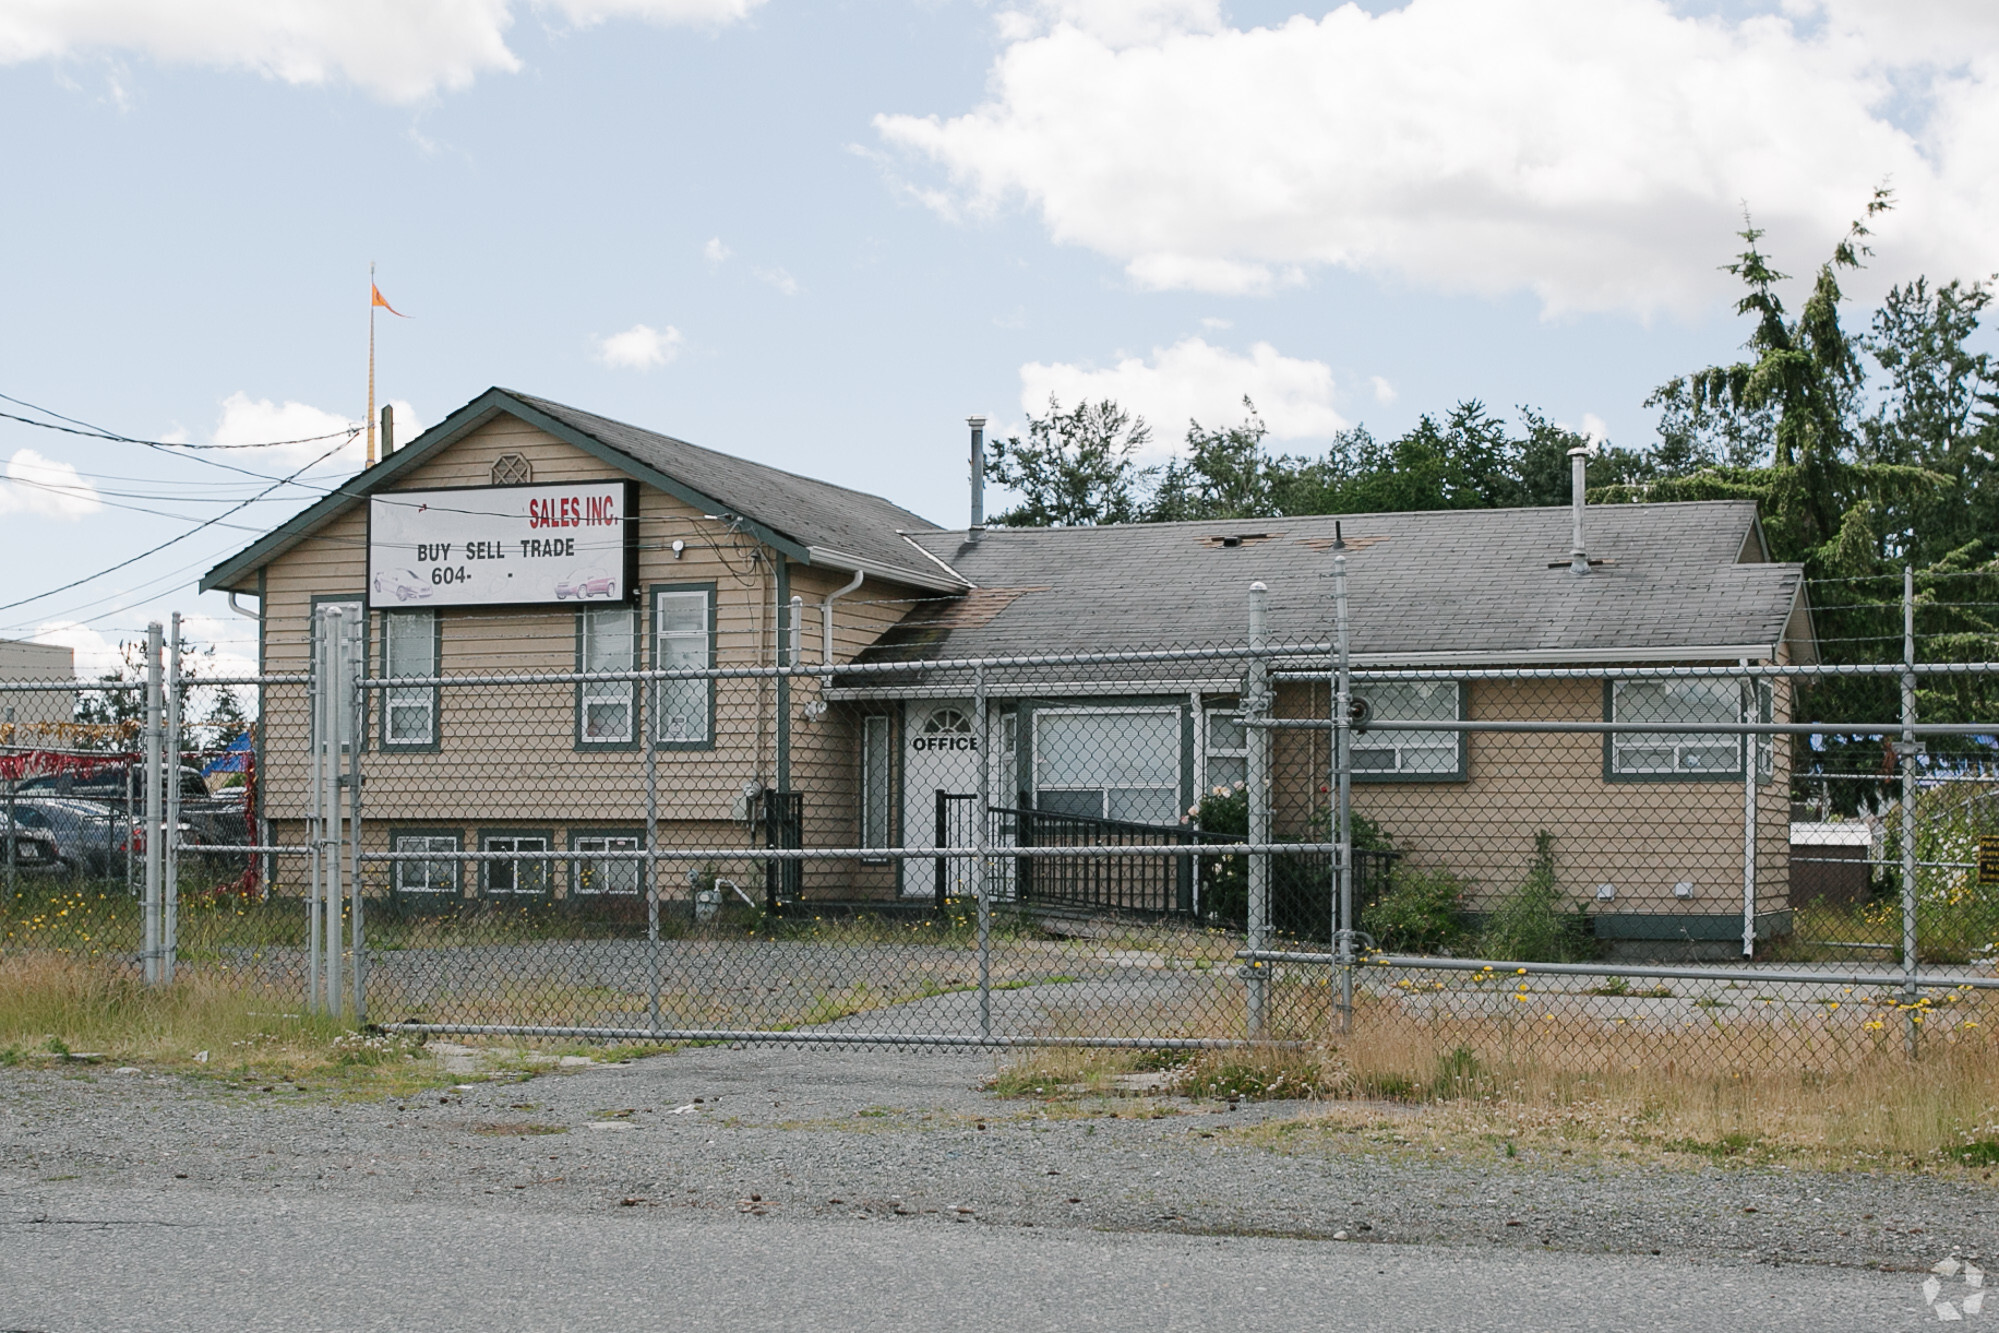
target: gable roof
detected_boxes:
[199,387,964,594]
[857,501,1814,669]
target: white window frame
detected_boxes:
[652,586,714,748]
[1200,705,1247,795]
[578,605,638,746]
[482,833,550,896]
[571,833,642,896]
[381,610,438,749]
[393,833,460,897]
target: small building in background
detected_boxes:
[0,637,76,732]
[1788,820,1875,907]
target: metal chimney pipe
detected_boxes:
[967,417,987,538]
[1568,445,1591,575]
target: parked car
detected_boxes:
[18,763,209,807]
[3,796,139,876]
[0,822,62,873]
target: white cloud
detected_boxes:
[702,236,732,265]
[0,0,762,103]
[1579,413,1611,444]
[0,0,520,102]
[595,322,685,370]
[26,622,120,677]
[0,448,102,519]
[207,391,418,469]
[1369,376,1397,406]
[173,611,260,680]
[1019,337,1344,454]
[542,0,765,26]
[996,0,1221,48]
[753,265,800,296]
[876,0,1999,316]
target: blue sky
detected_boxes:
[0,0,1993,675]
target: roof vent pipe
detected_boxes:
[1568,445,1591,575]
[967,416,987,540]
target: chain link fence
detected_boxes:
[5,576,1998,1070]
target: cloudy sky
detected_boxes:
[1,0,1994,675]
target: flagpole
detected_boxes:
[366,261,377,468]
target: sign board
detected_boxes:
[367,481,638,609]
[1981,835,1999,887]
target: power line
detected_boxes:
[0,391,360,450]
[0,431,360,616]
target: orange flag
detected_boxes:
[371,284,409,317]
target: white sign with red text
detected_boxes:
[367,481,635,608]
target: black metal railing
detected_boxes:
[760,789,803,911]
[932,790,1399,931]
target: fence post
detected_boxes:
[142,621,163,986]
[1741,658,1755,961]
[164,613,182,983]
[345,612,365,1024]
[1331,551,1355,1034]
[973,666,992,1042]
[643,657,662,1033]
[307,610,323,1014]
[1901,565,1920,1056]
[1245,582,1271,1039]
[324,606,345,1021]
[5,706,15,903]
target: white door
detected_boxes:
[900,701,982,899]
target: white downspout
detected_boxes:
[821,569,864,667]
[227,592,260,620]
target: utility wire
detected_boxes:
[0,431,359,615]
[0,391,359,450]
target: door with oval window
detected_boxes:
[901,701,980,899]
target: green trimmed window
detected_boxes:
[1352,680,1463,780]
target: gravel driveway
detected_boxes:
[2,1044,1994,1273]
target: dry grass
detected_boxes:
[1288,995,1999,1169]
[990,978,1999,1170]
[0,953,450,1097]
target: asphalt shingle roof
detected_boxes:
[859,501,1808,666]
[199,388,957,594]
[506,392,948,584]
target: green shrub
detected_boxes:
[1362,863,1468,954]
[1477,831,1595,962]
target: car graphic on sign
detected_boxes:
[372,569,435,602]
[555,570,617,600]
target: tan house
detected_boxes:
[200,388,1814,950]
